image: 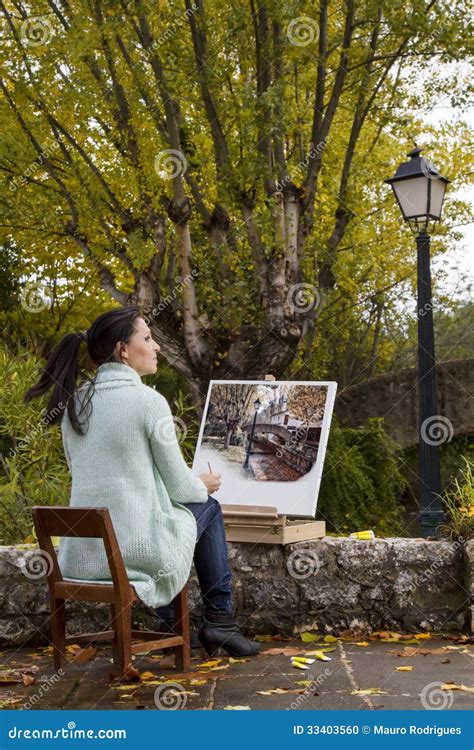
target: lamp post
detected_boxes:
[243,398,261,469]
[385,148,449,538]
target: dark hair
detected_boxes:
[24,306,141,435]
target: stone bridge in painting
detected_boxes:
[240,423,292,441]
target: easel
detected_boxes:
[220,374,326,545]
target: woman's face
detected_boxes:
[115,317,161,376]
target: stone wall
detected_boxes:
[0,536,471,647]
[334,359,474,448]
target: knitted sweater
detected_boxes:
[57,361,208,608]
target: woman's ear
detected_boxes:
[113,340,127,363]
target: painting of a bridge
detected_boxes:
[192,380,337,517]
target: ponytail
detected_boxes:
[24,306,140,435]
[24,331,87,432]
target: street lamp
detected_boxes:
[243,397,261,470]
[385,147,449,538]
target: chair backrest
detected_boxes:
[31,506,131,596]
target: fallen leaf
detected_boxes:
[223,705,251,710]
[414,634,431,640]
[398,638,423,645]
[443,634,474,644]
[395,666,413,672]
[306,647,335,655]
[189,679,208,685]
[120,664,141,683]
[140,671,157,680]
[22,674,36,686]
[228,658,248,664]
[254,635,273,642]
[0,697,24,707]
[197,659,222,668]
[390,647,448,657]
[139,680,167,686]
[323,635,338,643]
[355,642,370,647]
[71,646,96,663]
[351,688,387,695]
[440,683,474,693]
[0,672,23,684]
[158,656,175,669]
[441,658,451,664]
[295,680,312,687]
[300,632,321,643]
[260,647,305,656]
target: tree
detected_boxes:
[206,383,255,448]
[1,0,472,410]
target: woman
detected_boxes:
[24,306,260,658]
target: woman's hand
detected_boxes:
[197,471,222,494]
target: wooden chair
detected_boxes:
[31,506,190,676]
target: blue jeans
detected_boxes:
[156,495,233,622]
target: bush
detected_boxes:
[439,455,474,541]
[0,345,70,544]
[318,417,406,536]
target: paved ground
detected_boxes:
[1,632,473,711]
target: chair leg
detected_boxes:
[110,601,132,676]
[173,585,190,671]
[50,597,67,672]
[110,604,119,666]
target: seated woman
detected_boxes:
[24,306,260,657]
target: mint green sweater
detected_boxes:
[57,362,208,608]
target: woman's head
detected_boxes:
[24,306,161,434]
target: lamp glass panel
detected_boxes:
[392,176,429,219]
[428,178,446,219]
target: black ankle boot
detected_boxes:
[198,609,261,657]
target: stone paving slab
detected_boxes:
[1,635,472,711]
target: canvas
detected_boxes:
[192,380,337,517]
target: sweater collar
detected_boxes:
[93,361,143,386]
